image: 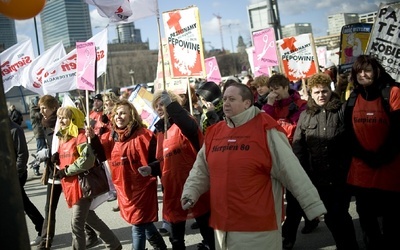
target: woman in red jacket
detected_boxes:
[139,90,214,250]
[88,100,166,250]
[54,106,121,250]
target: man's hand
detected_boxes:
[160,91,172,107]
[182,198,194,210]
[138,166,151,177]
[54,167,67,179]
[35,148,49,162]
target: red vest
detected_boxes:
[157,124,210,223]
[58,132,86,207]
[205,113,283,231]
[348,95,400,191]
[106,128,159,224]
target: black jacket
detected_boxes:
[292,93,348,186]
[10,120,29,177]
[150,101,201,177]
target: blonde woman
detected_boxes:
[88,100,166,250]
[55,106,121,250]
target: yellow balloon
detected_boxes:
[0,0,46,20]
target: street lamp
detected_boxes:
[129,69,135,85]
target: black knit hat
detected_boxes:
[196,81,221,105]
[93,94,103,102]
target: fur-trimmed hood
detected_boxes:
[306,92,342,116]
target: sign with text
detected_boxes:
[20,42,66,95]
[77,42,96,91]
[0,39,34,93]
[162,6,205,77]
[277,33,318,81]
[205,56,222,83]
[365,2,400,81]
[253,28,278,67]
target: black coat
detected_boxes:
[292,93,348,186]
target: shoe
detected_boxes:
[33,168,42,176]
[282,238,294,250]
[301,219,319,234]
[36,240,50,250]
[197,241,210,250]
[112,206,120,212]
[107,193,117,202]
[30,236,42,246]
[190,221,199,229]
[86,236,100,248]
[158,228,170,237]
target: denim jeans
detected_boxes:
[36,138,47,151]
[131,222,159,250]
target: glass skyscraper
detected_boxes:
[0,14,17,51]
[40,0,92,50]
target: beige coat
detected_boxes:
[182,106,327,250]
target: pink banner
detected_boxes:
[76,42,96,91]
[248,47,269,77]
[253,28,278,67]
[205,57,222,84]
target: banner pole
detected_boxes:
[85,90,91,144]
[156,9,168,138]
[187,78,193,116]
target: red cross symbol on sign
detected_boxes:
[281,37,297,52]
[167,12,182,32]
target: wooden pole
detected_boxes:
[156,9,168,138]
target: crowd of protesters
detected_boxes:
[11,54,400,250]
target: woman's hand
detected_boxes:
[85,126,95,139]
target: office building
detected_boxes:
[0,14,17,51]
[247,0,282,41]
[281,23,312,38]
[327,13,359,35]
[40,0,92,50]
[116,23,143,44]
[359,11,377,24]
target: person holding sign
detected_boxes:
[138,90,215,250]
[54,106,121,250]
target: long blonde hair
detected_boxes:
[111,100,146,129]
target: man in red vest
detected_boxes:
[182,82,326,250]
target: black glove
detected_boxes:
[101,114,109,124]
[51,152,60,165]
[160,90,172,107]
[54,167,67,179]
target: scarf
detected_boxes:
[114,125,133,142]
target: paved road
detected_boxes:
[22,129,367,249]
